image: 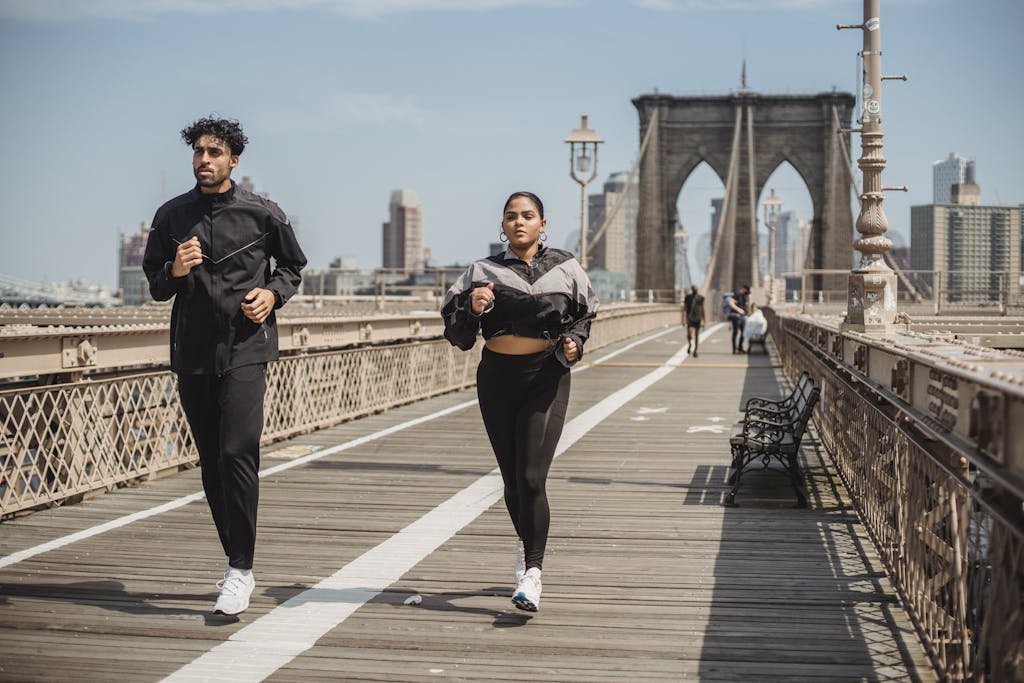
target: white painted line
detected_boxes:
[0,325,689,570]
[163,323,724,682]
[0,493,206,570]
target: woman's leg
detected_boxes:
[476,352,524,539]
[515,366,571,570]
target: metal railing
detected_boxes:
[768,310,1024,681]
[775,269,1023,316]
[0,304,679,518]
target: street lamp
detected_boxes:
[761,188,783,296]
[564,113,603,269]
[673,224,688,297]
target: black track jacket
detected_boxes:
[143,181,306,375]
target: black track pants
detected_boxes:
[477,347,571,571]
[177,364,266,571]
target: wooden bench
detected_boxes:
[726,376,819,508]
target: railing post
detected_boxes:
[999,271,1007,316]
[801,271,807,313]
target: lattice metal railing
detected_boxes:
[771,314,1024,682]
[0,373,195,515]
[1,306,679,517]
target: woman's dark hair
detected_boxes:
[180,117,248,156]
[503,191,544,219]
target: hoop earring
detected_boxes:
[499,232,508,243]
[540,232,548,242]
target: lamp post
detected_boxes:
[838,0,901,332]
[564,113,603,269]
[673,224,688,298]
[761,188,783,290]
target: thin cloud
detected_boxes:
[0,0,573,22]
[329,91,426,127]
[631,0,865,10]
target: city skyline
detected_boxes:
[1,0,1022,291]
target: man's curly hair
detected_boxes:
[180,117,248,156]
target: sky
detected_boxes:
[1,0,1022,291]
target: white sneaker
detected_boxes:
[513,543,526,587]
[214,567,255,615]
[512,567,542,612]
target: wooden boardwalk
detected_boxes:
[0,324,934,682]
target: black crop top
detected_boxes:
[440,245,599,366]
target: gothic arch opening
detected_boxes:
[757,161,815,289]
[675,161,726,290]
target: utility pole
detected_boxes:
[838,0,906,333]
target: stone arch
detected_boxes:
[633,91,855,295]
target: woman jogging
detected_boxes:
[440,191,598,612]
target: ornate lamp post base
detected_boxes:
[844,269,898,332]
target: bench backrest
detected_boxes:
[790,371,811,402]
[791,387,821,443]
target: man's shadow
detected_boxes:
[0,578,293,627]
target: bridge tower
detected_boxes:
[632,91,856,296]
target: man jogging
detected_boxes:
[142,117,306,615]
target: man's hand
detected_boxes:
[562,337,579,363]
[171,236,203,277]
[470,282,495,315]
[242,288,276,324]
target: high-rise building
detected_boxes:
[118,221,151,306]
[776,211,810,276]
[587,172,637,284]
[932,152,974,204]
[710,197,723,246]
[911,181,1021,304]
[382,189,424,275]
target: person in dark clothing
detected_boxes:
[727,284,750,354]
[441,191,597,613]
[683,285,706,357]
[142,117,306,616]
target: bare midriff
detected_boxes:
[485,334,554,355]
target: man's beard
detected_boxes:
[194,168,224,187]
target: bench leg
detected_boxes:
[786,453,809,508]
[724,448,747,507]
[727,443,743,484]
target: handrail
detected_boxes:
[0,304,679,517]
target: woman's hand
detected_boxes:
[562,337,579,363]
[470,282,495,315]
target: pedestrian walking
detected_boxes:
[683,285,706,357]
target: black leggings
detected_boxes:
[477,347,571,571]
[177,364,266,570]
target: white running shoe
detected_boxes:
[214,567,255,615]
[512,567,542,612]
[513,544,526,587]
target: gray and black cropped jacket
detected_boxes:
[440,245,598,366]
